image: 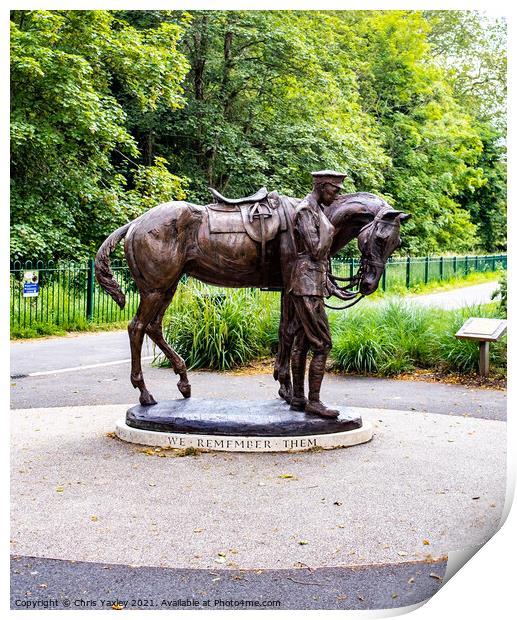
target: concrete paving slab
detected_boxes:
[11,403,506,571]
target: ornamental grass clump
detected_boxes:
[161,282,280,370]
[330,300,506,376]
[159,282,505,377]
[330,300,434,375]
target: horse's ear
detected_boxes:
[399,212,411,221]
[361,212,375,224]
[383,210,403,220]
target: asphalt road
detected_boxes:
[10,281,501,378]
[10,330,506,420]
[11,555,447,611]
[408,281,499,310]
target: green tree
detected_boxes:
[122,10,389,204]
[10,10,189,260]
[10,10,506,260]
[423,10,507,251]
[424,11,506,131]
[342,10,496,253]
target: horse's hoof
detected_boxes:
[140,393,157,406]
[278,385,292,404]
[178,380,191,398]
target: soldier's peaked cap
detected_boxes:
[311,170,347,188]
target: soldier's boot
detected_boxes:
[306,350,339,418]
[289,343,308,411]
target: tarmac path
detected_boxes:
[408,280,499,310]
[10,280,506,610]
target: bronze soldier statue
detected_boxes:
[286,171,347,418]
[96,167,410,413]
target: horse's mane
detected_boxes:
[336,192,393,216]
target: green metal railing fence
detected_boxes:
[10,258,140,331]
[331,254,507,292]
[10,254,506,330]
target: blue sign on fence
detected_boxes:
[23,271,39,298]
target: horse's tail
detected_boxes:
[95,223,131,309]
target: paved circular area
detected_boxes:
[11,402,505,571]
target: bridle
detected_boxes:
[324,208,399,311]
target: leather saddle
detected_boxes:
[206,187,286,241]
[206,187,287,276]
[210,186,268,206]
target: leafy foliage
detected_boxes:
[10,10,506,260]
[10,10,189,260]
[491,269,507,318]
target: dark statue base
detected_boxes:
[115,399,373,452]
[126,398,362,436]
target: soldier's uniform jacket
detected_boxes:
[289,194,335,297]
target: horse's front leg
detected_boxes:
[128,291,163,406]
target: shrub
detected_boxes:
[160,283,280,370]
[430,303,506,373]
[491,269,507,317]
[330,300,506,376]
[159,285,506,377]
[330,301,436,375]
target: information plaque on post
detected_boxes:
[455,317,507,377]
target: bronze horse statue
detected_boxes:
[95,189,410,406]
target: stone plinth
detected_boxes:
[114,399,373,452]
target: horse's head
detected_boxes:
[356,209,411,295]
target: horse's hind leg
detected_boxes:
[145,285,191,399]
[128,291,164,406]
[274,292,295,403]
